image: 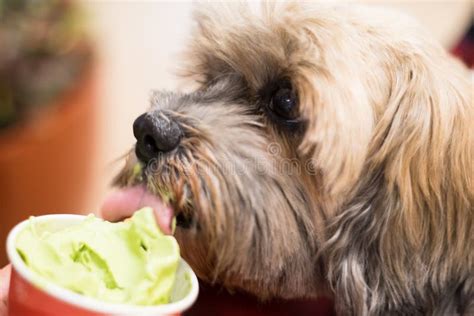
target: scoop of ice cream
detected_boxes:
[15,208,180,306]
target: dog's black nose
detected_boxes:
[133,111,182,162]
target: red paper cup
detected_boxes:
[6,214,199,316]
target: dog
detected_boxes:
[111,2,473,315]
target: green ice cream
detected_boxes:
[15,208,180,306]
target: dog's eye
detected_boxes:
[269,88,298,120]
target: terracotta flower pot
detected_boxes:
[0,62,98,265]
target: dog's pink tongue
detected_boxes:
[100,186,173,235]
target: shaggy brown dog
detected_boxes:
[113,2,473,315]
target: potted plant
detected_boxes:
[0,0,97,265]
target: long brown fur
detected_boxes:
[115,2,473,315]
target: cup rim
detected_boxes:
[6,213,199,315]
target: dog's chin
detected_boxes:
[100,185,177,234]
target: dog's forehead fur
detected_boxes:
[116,2,473,314]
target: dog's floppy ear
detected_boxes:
[323,48,473,314]
[370,52,473,249]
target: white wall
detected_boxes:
[82,1,194,211]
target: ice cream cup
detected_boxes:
[6,214,199,316]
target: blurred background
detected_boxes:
[0,0,472,313]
